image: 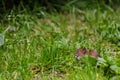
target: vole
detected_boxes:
[75,48,100,60]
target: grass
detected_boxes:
[0,8,120,80]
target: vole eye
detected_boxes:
[76,56,81,60]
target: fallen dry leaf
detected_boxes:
[29,65,41,74]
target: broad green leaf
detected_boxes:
[8,26,16,32]
[110,76,120,80]
[97,57,108,67]
[0,34,4,46]
[110,65,120,74]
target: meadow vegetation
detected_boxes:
[0,1,120,80]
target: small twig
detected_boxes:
[3,26,11,34]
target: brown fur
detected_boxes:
[75,48,100,60]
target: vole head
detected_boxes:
[75,48,89,60]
